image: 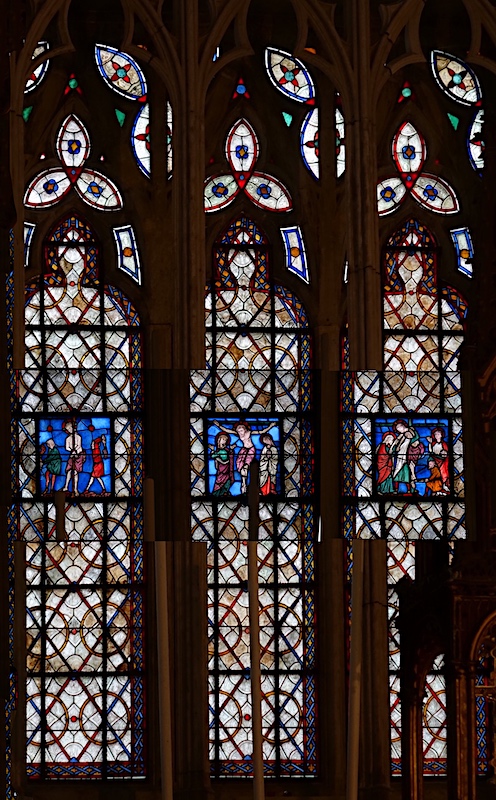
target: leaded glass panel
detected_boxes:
[342,219,467,776]
[15,215,145,779]
[191,216,316,777]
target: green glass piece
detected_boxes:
[68,77,78,89]
[282,112,293,127]
[447,113,460,130]
[23,106,33,122]
[402,87,412,98]
[115,109,126,127]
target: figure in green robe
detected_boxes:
[41,438,62,493]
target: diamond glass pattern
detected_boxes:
[342,219,467,776]
[423,655,447,774]
[191,216,316,777]
[16,215,145,779]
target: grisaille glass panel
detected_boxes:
[15,215,145,779]
[191,216,316,777]
[342,219,467,775]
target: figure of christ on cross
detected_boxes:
[215,421,276,494]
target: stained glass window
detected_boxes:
[387,541,415,774]
[450,227,474,278]
[468,108,484,174]
[335,94,345,178]
[204,118,292,214]
[93,44,165,181]
[25,42,50,94]
[475,640,492,776]
[132,104,151,178]
[423,655,447,775]
[397,82,413,104]
[342,218,467,775]
[263,47,321,181]
[94,45,147,101]
[233,77,250,99]
[6,256,15,800]
[300,108,319,180]
[264,48,316,104]
[166,100,173,177]
[24,222,36,268]
[113,225,142,285]
[281,226,309,283]
[24,116,123,212]
[15,214,145,779]
[190,215,316,777]
[377,122,459,216]
[430,51,482,106]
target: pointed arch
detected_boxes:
[190,213,316,777]
[14,213,145,780]
[342,216,467,775]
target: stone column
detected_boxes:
[317,537,348,795]
[359,539,391,799]
[145,360,210,800]
[171,541,211,800]
[447,662,477,800]
[316,312,348,792]
[346,0,382,371]
[159,2,211,787]
[172,0,205,369]
[400,668,423,800]
[145,0,211,767]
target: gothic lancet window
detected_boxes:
[190,215,316,777]
[14,215,145,779]
[342,218,467,775]
[422,654,447,774]
[475,622,495,776]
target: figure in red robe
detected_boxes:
[377,432,395,493]
[86,433,108,494]
[427,427,449,493]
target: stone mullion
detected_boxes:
[447,661,477,800]
[359,539,391,798]
[161,3,210,799]
[346,0,382,372]
[173,0,205,370]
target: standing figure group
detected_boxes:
[376,420,449,496]
[209,421,279,496]
[41,420,109,495]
